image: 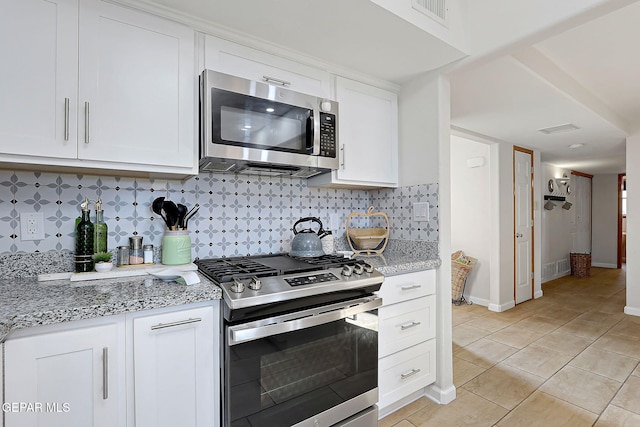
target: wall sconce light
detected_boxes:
[562,201,572,210]
[544,200,556,210]
[556,174,570,187]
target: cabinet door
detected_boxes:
[335,77,398,186]
[0,0,78,159]
[4,323,124,427]
[132,305,217,427]
[78,0,195,168]
[204,35,331,98]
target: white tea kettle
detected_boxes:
[290,217,325,257]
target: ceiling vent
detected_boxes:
[538,123,580,135]
[412,0,448,26]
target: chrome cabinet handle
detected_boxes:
[401,284,422,291]
[150,317,202,330]
[262,75,291,87]
[84,102,90,143]
[400,321,421,330]
[64,98,70,141]
[400,368,421,380]
[102,347,108,400]
[340,144,345,169]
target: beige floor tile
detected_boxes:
[515,315,563,333]
[592,333,640,359]
[388,421,416,427]
[407,388,508,427]
[555,319,612,340]
[453,338,518,369]
[453,356,486,386]
[533,331,594,356]
[502,344,573,379]
[540,365,622,413]
[487,324,545,349]
[611,376,640,415]
[467,316,512,333]
[378,397,431,427]
[608,320,640,340]
[577,311,624,327]
[633,364,640,377]
[496,391,598,427]
[538,307,583,323]
[595,405,640,427]
[570,347,639,382]
[462,363,544,410]
[453,323,487,348]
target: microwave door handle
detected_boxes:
[309,111,320,155]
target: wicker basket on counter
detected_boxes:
[346,206,390,255]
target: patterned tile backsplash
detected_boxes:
[0,170,439,258]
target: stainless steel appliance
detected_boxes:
[196,254,383,427]
[200,70,339,178]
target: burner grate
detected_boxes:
[196,258,280,284]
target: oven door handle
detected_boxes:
[228,296,382,345]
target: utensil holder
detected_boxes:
[161,230,192,265]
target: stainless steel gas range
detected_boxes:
[196,254,384,427]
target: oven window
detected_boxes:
[212,88,312,154]
[225,313,378,427]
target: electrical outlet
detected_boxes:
[20,212,45,241]
[412,202,430,222]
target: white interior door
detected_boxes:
[514,148,533,304]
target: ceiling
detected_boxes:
[138,0,639,175]
[450,1,640,174]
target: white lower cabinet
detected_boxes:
[2,302,220,427]
[4,321,126,427]
[130,305,218,427]
[376,270,436,415]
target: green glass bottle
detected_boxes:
[75,198,94,273]
[94,199,108,254]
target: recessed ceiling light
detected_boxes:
[538,123,580,135]
[266,108,275,113]
[569,143,585,149]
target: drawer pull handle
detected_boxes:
[400,321,421,330]
[400,368,421,379]
[401,284,422,291]
[262,75,291,87]
[64,97,70,141]
[151,317,202,330]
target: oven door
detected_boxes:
[224,296,381,427]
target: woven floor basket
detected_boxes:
[570,253,591,278]
[451,250,477,301]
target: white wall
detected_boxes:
[626,133,640,316]
[450,135,491,304]
[541,164,574,282]
[592,174,619,268]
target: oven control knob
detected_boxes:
[363,262,374,273]
[341,265,353,277]
[230,278,245,293]
[353,264,364,275]
[248,276,262,290]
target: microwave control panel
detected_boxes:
[319,113,337,158]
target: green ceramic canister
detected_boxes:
[161,230,192,265]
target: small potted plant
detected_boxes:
[94,252,114,272]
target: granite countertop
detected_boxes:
[0,272,222,342]
[0,248,440,342]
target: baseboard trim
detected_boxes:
[534,290,543,299]
[592,263,618,268]
[624,306,640,317]
[488,300,515,312]
[467,296,489,307]
[425,384,457,405]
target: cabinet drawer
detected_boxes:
[379,295,436,357]
[377,269,435,306]
[379,340,436,409]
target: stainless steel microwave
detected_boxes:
[199,70,339,178]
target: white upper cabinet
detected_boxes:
[0,0,197,176]
[308,76,398,188]
[0,0,78,159]
[203,35,331,98]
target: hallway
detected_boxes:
[380,267,640,426]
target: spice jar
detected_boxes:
[143,244,154,264]
[117,246,130,266]
[129,236,144,265]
